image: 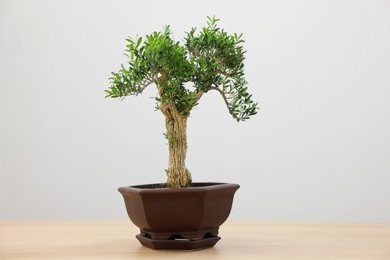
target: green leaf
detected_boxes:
[136,37,142,47]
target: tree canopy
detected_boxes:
[106,16,258,121]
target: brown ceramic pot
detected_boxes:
[118,182,239,250]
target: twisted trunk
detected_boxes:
[161,105,191,188]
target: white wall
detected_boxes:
[1,0,389,222]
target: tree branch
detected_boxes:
[182,89,204,115]
[138,79,154,94]
[217,69,233,77]
[194,90,204,103]
[209,86,239,121]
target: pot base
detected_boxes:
[136,233,221,250]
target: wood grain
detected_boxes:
[1,221,389,259]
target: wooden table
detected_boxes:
[1,221,389,259]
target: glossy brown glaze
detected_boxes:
[118,182,239,250]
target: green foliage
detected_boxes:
[106,16,258,121]
[163,131,177,147]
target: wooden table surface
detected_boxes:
[1,221,389,259]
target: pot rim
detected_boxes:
[118,182,240,194]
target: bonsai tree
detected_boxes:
[106,17,258,188]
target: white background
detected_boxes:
[1,0,389,222]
